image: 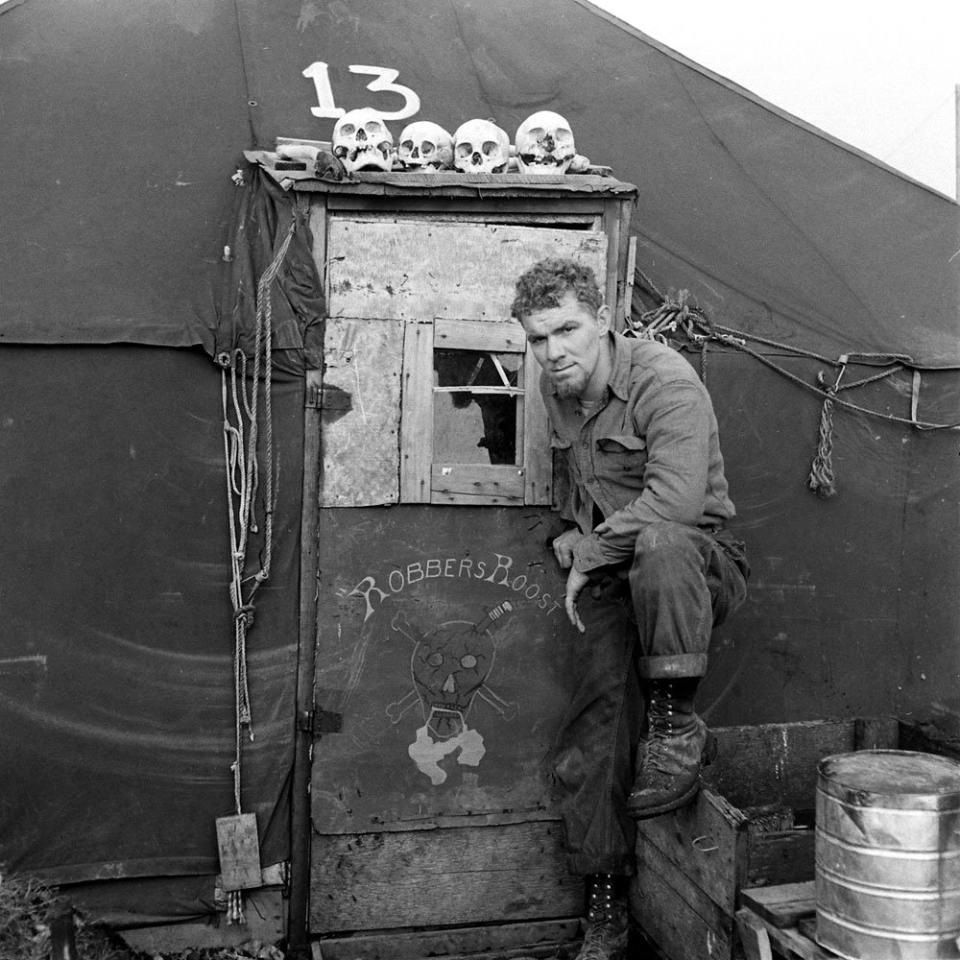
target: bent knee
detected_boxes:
[634,521,695,558]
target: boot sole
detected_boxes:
[625,778,701,820]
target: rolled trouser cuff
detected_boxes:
[637,653,708,680]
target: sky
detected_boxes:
[591,1,959,199]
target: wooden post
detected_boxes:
[288,364,324,956]
[49,901,77,960]
[955,84,959,201]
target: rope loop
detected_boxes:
[628,266,960,502]
[220,215,295,817]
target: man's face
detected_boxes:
[520,291,609,399]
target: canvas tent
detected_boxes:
[1,0,957,944]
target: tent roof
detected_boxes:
[0,0,956,365]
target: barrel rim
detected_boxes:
[817,749,960,805]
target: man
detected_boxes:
[512,258,749,960]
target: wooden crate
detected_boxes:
[631,717,910,960]
[736,882,834,960]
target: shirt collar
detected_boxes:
[606,331,633,401]
[548,330,632,402]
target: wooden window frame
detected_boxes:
[400,317,551,506]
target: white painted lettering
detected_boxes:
[388,569,405,593]
[350,576,389,623]
[302,61,345,119]
[348,65,421,121]
[425,559,442,579]
[407,562,425,584]
[444,558,456,578]
[486,553,513,586]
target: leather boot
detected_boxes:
[574,874,630,960]
[626,678,707,819]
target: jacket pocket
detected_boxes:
[595,434,647,494]
[596,434,646,454]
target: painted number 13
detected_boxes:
[302,62,421,121]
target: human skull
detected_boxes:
[332,107,394,174]
[397,121,454,171]
[453,119,510,174]
[515,110,576,174]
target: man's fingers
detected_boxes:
[565,595,586,634]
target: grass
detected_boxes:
[0,871,286,960]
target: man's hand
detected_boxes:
[564,567,590,634]
[552,528,584,569]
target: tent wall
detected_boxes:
[2,0,955,363]
[0,346,301,920]
[694,354,960,725]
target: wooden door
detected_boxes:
[308,207,612,957]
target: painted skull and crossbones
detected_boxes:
[387,602,517,784]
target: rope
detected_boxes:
[628,272,960,499]
[218,216,296,817]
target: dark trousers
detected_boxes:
[550,521,748,875]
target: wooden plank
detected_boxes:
[321,196,610,215]
[601,201,620,318]
[635,787,748,915]
[431,463,524,505]
[771,920,835,960]
[623,236,638,328]
[321,318,403,507]
[400,319,433,502]
[706,719,899,811]
[290,366,324,951]
[746,829,815,889]
[375,212,603,227]
[308,199,328,282]
[736,909,775,960]
[310,821,581,932]
[740,883,816,930]
[326,220,607,322]
[854,715,900,750]
[632,838,735,960]
[615,199,633,326]
[435,317,526,353]
[523,349,552,505]
[315,918,581,960]
[215,814,261,891]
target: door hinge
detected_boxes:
[305,382,322,409]
[299,706,343,738]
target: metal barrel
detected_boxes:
[816,750,960,960]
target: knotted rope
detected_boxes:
[628,269,960,499]
[217,217,295,819]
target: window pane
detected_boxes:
[434,349,520,465]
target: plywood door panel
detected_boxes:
[321,318,403,507]
[310,506,612,835]
[325,220,607,322]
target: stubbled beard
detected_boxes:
[554,380,578,398]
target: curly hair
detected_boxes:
[511,257,603,321]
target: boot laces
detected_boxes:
[577,879,628,960]
[644,683,677,770]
